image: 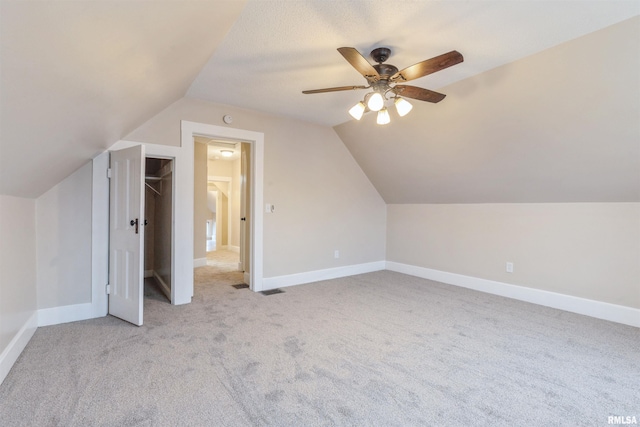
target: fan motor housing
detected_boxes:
[373,63,398,79]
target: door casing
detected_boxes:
[182,121,264,292]
[105,139,192,305]
[96,121,264,317]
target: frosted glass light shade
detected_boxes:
[367,92,384,112]
[221,150,233,157]
[394,97,413,117]
[377,107,390,125]
[348,102,366,120]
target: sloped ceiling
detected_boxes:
[1,0,638,203]
[188,0,638,127]
[335,17,640,203]
[0,0,246,198]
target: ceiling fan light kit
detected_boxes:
[394,97,413,117]
[376,107,391,125]
[366,92,384,111]
[348,101,366,120]
[303,46,463,125]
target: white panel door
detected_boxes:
[109,145,145,326]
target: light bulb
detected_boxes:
[377,107,390,125]
[394,97,413,117]
[348,102,366,120]
[367,92,384,112]
[221,150,233,157]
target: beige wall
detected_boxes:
[193,142,208,260]
[208,159,234,249]
[208,159,232,177]
[126,98,387,277]
[231,157,241,248]
[387,203,640,309]
[155,168,173,287]
[144,186,156,272]
[0,195,37,358]
[36,162,92,309]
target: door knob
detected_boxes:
[130,218,139,234]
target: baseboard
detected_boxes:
[153,271,172,302]
[386,261,640,328]
[0,312,38,385]
[262,261,386,291]
[38,302,98,327]
[244,271,250,287]
[193,258,207,268]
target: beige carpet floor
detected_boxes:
[0,267,638,426]
[205,249,240,272]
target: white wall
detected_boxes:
[36,162,92,309]
[387,203,640,312]
[125,98,387,279]
[0,195,37,384]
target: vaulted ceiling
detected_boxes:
[0,0,246,197]
[1,0,638,201]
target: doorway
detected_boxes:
[195,137,245,280]
[182,120,264,292]
[144,157,174,303]
[200,136,251,274]
[97,122,263,325]
[108,148,176,326]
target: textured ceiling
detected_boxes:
[187,0,639,127]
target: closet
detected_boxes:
[144,157,173,302]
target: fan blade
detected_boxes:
[302,85,368,94]
[391,50,463,82]
[337,47,380,82]
[393,85,446,103]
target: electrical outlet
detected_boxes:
[334,250,340,259]
[506,262,514,273]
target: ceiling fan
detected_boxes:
[302,47,463,124]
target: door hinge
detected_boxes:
[106,168,112,179]
[106,284,111,295]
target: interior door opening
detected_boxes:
[182,120,264,293]
[194,137,250,285]
[143,157,174,304]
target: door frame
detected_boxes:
[101,138,193,305]
[93,120,263,315]
[182,120,264,292]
